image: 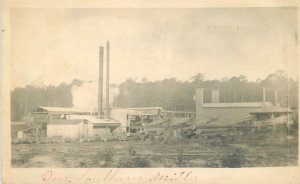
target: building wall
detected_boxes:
[47,123,79,138]
[87,121,94,136]
[110,109,128,127]
[80,121,93,137]
[47,120,93,138]
[196,106,261,124]
[195,88,264,124]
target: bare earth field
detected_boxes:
[11,128,298,168]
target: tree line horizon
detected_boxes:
[11,69,298,121]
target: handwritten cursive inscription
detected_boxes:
[41,169,198,184]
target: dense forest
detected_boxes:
[11,79,84,121]
[116,70,298,111]
[11,70,298,121]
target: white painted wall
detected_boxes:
[47,121,93,138]
[47,123,79,138]
[110,109,128,127]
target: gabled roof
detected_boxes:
[34,106,91,115]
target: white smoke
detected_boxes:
[72,82,97,111]
[71,81,120,111]
[110,84,120,107]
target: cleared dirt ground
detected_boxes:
[11,127,298,168]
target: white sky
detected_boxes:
[10,8,298,89]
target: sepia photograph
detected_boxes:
[7,7,298,170]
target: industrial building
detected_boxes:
[195,88,293,126]
[110,107,164,134]
[17,106,120,139]
[13,40,294,142]
[16,41,123,140]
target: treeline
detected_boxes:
[11,70,298,121]
[115,70,298,111]
[11,79,84,121]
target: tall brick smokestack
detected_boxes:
[98,46,104,118]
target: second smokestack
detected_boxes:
[106,40,110,119]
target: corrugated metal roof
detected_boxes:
[37,106,91,114]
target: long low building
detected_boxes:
[195,88,293,126]
[28,106,121,139]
